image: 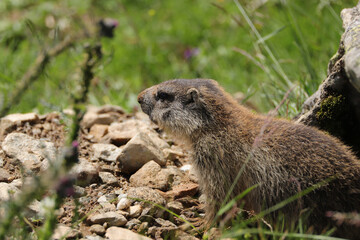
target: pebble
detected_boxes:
[88,211,127,227]
[99,172,118,186]
[105,226,152,240]
[90,224,106,236]
[92,143,121,163]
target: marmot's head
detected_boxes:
[138,79,232,137]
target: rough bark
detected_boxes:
[296,2,360,158]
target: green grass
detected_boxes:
[0,0,356,116]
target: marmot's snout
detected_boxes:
[137,89,153,116]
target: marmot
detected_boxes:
[137,79,360,237]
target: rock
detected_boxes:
[99,172,118,186]
[84,236,105,240]
[130,161,173,191]
[70,159,99,186]
[117,197,132,210]
[25,200,42,220]
[137,222,149,234]
[97,195,116,211]
[174,230,199,240]
[155,218,177,228]
[105,227,152,240]
[163,148,184,161]
[166,201,183,215]
[90,224,106,236]
[96,105,125,114]
[129,205,142,218]
[92,143,121,163]
[2,133,57,171]
[52,224,81,239]
[89,124,109,142]
[166,183,199,199]
[125,218,141,230]
[74,186,86,196]
[0,113,39,136]
[0,169,10,182]
[82,112,117,129]
[0,182,18,201]
[118,132,166,174]
[127,187,166,206]
[88,212,127,227]
[108,120,149,145]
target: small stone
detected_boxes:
[90,224,106,236]
[108,120,149,145]
[0,169,10,182]
[85,236,105,240]
[89,124,109,142]
[52,224,81,239]
[105,226,152,240]
[99,172,118,186]
[88,212,127,227]
[129,205,142,218]
[163,148,184,161]
[127,187,166,206]
[118,132,166,174]
[82,112,116,129]
[125,218,141,230]
[92,144,121,163]
[2,133,57,171]
[0,182,18,201]
[96,105,125,114]
[166,201,183,215]
[137,222,149,234]
[74,186,86,196]
[0,113,39,136]
[166,183,199,199]
[155,218,177,228]
[130,161,172,191]
[70,159,99,186]
[116,197,132,210]
[174,230,199,240]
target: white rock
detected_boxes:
[2,133,57,171]
[105,226,151,240]
[129,205,142,218]
[99,172,118,185]
[116,197,132,210]
[0,182,19,201]
[92,143,121,162]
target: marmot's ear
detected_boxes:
[186,88,200,103]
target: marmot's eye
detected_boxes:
[156,91,174,102]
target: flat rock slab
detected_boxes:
[2,132,57,171]
[0,113,39,136]
[166,183,199,199]
[105,226,151,240]
[88,211,127,226]
[108,119,149,145]
[118,132,166,174]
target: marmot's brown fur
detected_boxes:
[137,79,360,238]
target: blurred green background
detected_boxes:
[0,0,356,117]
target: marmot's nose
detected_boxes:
[137,92,144,104]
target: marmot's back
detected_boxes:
[138,78,360,238]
